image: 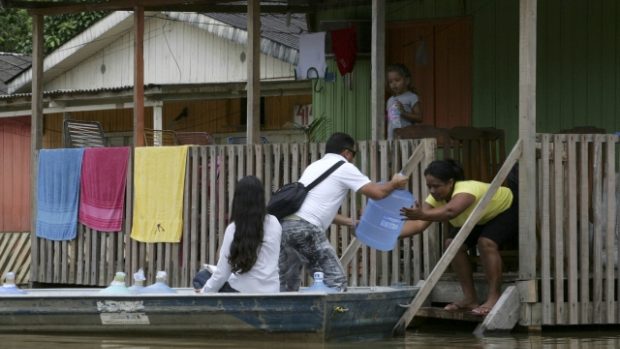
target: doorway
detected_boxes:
[387,17,472,128]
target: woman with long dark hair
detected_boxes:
[399,159,518,316]
[198,175,281,293]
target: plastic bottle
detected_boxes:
[128,268,146,294]
[301,272,337,293]
[99,271,132,295]
[0,272,27,295]
[143,271,176,294]
[355,188,415,251]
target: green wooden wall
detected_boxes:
[313,0,620,145]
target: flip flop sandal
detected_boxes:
[470,306,492,316]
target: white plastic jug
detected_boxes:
[356,189,414,251]
[300,272,337,293]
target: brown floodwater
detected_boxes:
[1,324,620,348]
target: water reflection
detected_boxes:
[2,328,620,349]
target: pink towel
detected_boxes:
[79,147,130,232]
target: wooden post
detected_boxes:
[518,0,537,281]
[30,13,44,284]
[370,0,385,141]
[133,6,145,147]
[246,0,260,144]
[153,102,163,146]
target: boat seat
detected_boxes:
[63,119,107,148]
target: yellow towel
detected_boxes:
[131,146,188,243]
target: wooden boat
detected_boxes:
[0,286,418,341]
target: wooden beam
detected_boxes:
[518,0,537,281]
[133,6,145,147]
[14,0,309,15]
[473,285,521,335]
[30,13,44,287]
[393,140,522,335]
[370,0,385,141]
[246,0,260,144]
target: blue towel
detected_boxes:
[36,148,85,240]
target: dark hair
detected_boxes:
[228,175,266,274]
[325,132,356,154]
[387,63,412,80]
[423,159,465,182]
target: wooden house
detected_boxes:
[1,0,620,334]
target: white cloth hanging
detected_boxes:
[296,32,326,79]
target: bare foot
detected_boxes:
[443,300,478,312]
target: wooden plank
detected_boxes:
[83,227,91,285]
[133,5,145,147]
[188,147,199,283]
[200,147,208,268]
[29,14,44,285]
[422,138,437,276]
[566,134,578,324]
[578,135,590,323]
[370,0,385,141]
[518,0,538,283]
[553,134,565,324]
[393,140,522,335]
[592,138,603,323]
[209,146,218,265]
[68,233,76,283]
[540,134,552,325]
[76,224,85,284]
[246,0,260,144]
[604,135,616,323]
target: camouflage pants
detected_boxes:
[278,218,347,292]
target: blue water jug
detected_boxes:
[142,271,176,294]
[301,272,337,293]
[0,272,27,295]
[356,189,414,251]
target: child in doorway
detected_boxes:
[386,63,422,140]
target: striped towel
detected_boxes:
[79,147,130,232]
[131,146,188,243]
[36,148,84,240]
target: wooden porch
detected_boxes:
[14,132,618,329]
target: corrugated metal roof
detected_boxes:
[162,12,304,64]
[0,53,31,94]
[206,12,307,50]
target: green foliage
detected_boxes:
[0,9,32,53]
[0,9,107,54]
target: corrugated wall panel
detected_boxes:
[536,0,620,135]
[0,117,31,232]
[45,17,295,91]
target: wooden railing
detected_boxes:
[537,133,619,325]
[30,139,438,287]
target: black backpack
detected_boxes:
[267,161,345,220]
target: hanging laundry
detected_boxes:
[331,26,357,76]
[296,32,326,79]
[79,147,130,232]
[36,148,84,241]
[131,146,188,243]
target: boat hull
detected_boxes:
[0,286,417,340]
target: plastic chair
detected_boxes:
[226,136,269,144]
[144,128,178,146]
[175,131,214,145]
[63,120,107,148]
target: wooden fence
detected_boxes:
[30,139,439,287]
[537,133,619,325]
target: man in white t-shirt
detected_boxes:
[279,132,408,292]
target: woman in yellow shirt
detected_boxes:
[400,159,518,316]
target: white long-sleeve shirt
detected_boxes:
[201,214,281,293]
